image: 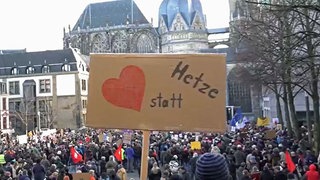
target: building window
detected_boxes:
[9,81,20,95]
[137,34,153,53]
[82,99,87,109]
[11,67,19,75]
[112,33,127,53]
[81,79,87,91]
[2,98,7,110]
[0,83,6,94]
[83,113,87,123]
[26,66,35,74]
[9,101,21,111]
[41,65,50,73]
[62,64,71,71]
[39,79,51,93]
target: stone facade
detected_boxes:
[62,0,260,119]
[63,0,208,55]
[0,49,89,134]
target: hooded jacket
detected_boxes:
[305,164,319,180]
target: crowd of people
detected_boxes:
[0,123,318,180]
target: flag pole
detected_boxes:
[140,130,150,180]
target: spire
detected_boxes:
[188,0,192,13]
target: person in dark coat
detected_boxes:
[188,152,198,179]
[148,162,161,180]
[33,159,46,180]
[260,165,274,180]
[273,166,287,180]
[241,170,251,180]
[100,156,107,174]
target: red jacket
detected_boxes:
[305,164,319,180]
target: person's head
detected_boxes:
[193,152,198,158]
[153,162,158,168]
[273,166,281,173]
[36,158,41,164]
[89,170,95,175]
[109,155,115,161]
[242,169,250,176]
[195,153,230,180]
[173,155,178,160]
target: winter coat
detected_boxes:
[304,164,319,180]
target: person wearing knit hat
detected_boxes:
[195,152,231,180]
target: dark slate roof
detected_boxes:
[72,0,149,31]
[0,49,77,76]
[0,49,26,55]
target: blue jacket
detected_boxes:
[125,147,135,159]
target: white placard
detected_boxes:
[17,135,28,144]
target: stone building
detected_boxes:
[0,0,263,133]
[0,49,89,134]
[62,0,260,120]
[63,0,209,54]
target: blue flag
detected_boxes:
[230,108,243,127]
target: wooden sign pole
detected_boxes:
[140,130,150,180]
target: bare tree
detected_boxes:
[233,0,320,150]
[231,0,305,138]
[10,99,37,135]
[38,98,56,129]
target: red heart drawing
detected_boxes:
[101,65,145,112]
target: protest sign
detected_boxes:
[86,54,226,132]
[191,141,201,150]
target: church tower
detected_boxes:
[229,0,247,21]
[158,0,208,53]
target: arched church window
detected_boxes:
[91,34,109,53]
[112,33,127,53]
[11,67,19,75]
[227,69,252,112]
[41,65,50,73]
[26,66,35,74]
[137,34,153,53]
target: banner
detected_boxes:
[86,54,226,132]
[122,132,132,144]
[257,117,270,127]
[17,135,28,144]
[72,173,91,180]
[191,141,201,150]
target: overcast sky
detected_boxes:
[0,0,230,52]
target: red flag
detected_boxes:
[285,150,296,173]
[70,147,83,164]
[114,144,123,162]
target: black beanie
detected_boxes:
[195,153,230,180]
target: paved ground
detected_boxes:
[127,170,140,179]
